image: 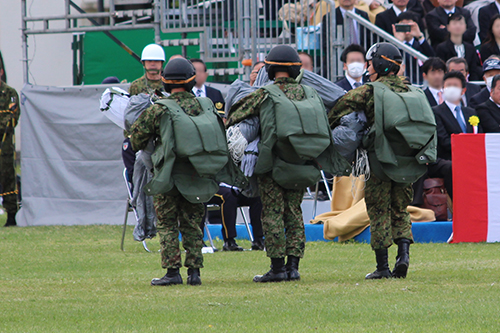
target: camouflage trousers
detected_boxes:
[365,174,414,250]
[257,174,305,259]
[154,193,205,269]
[0,131,18,214]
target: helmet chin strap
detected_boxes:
[145,69,161,75]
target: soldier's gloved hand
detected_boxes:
[240,138,259,177]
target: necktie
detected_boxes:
[353,81,362,89]
[455,106,467,133]
[437,91,443,104]
[345,15,359,45]
[197,89,203,97]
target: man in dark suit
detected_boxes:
[322,0,372,51]
[446,57,481,106]
[476,74,500,133]
[335,44,367,91]
[190,58,225,114]
[431,71,481,198]
[470,57,500,109]
[375,0,425,36]
[433,71,481,160]
[478,1,500,43]
[425,0,476,47]
[422,57,447,107]
[392,11,435,83]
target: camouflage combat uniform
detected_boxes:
[130,92,205,269]
[0,81,19,215]
[227,77,306,259]
[128,74,164,96]
[328,75,414,250]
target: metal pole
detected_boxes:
[153,0,161,44]
[21,0,29,84]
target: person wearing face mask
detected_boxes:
[476,74,500,133]
[470,57,500,109]
[446,57,480,107]
[336,44,367,92]
[431,71,481,200]
[329,43,437,280]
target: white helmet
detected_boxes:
[141,44,165,62]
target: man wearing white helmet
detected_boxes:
[129,44,166,96]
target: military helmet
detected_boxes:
[265,45,302,80]
[366,42,402,76]
[161,58,197,93]
[141,44,165,62]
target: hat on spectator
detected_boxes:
[483,59,500,73]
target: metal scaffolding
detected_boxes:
[21,0,428,85]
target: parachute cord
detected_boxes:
[351,148,370,199]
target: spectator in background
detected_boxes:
[476,74,500,133]
[422,57,446,107]
[392,11,435,83]
[446,57,481,107]
[470,56,500,108]
[478,0,500,43]
[375,0,425,36]
[321,0,371,50]
[249,61,265,86]
[190,58,225,114]
[435,14,482,81]
[431,71,481,198]
[298,52,314,72]
[335,44,367,91]
[480,15,500,61]
[425,0,476,47]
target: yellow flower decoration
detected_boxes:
[468,115,480,127]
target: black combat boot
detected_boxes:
[151,268,183,286]
[4,213,16,227]
[392,239,411,278]
[286,256,301,281]
[251,238,265,251]
[365,248,392,280]
[187,268,202,286]
[223,238,243,251]
[253,258,288,283]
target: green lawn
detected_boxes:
[0,225,499,332]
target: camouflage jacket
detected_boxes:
[328,75,409,128]
[130,91,201,151]
[128,74,164,96]
[0,81,19,130]
[226,77,305,127]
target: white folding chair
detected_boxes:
[121,168,151,252]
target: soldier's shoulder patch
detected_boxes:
[215,102,223,110]
[123,141,129,151]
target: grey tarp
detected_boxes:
[225,68,346,115]
[131,152,156,241]
[17,84,130,226]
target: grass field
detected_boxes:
[0,223,499,332]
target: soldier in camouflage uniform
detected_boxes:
[329,43,420,280]
[129,44,165,96]
[0,62,19,227]
[130,58,205,286]
[227,45,311,283]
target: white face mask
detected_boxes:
[443,86,463,103]
[347,62,366,79]
[486,76,494,90]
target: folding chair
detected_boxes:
[121,168,151,252]
[204,203,254,250]
[238,206,254,242]
[204,204,220,252]
[310,170,333,220]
